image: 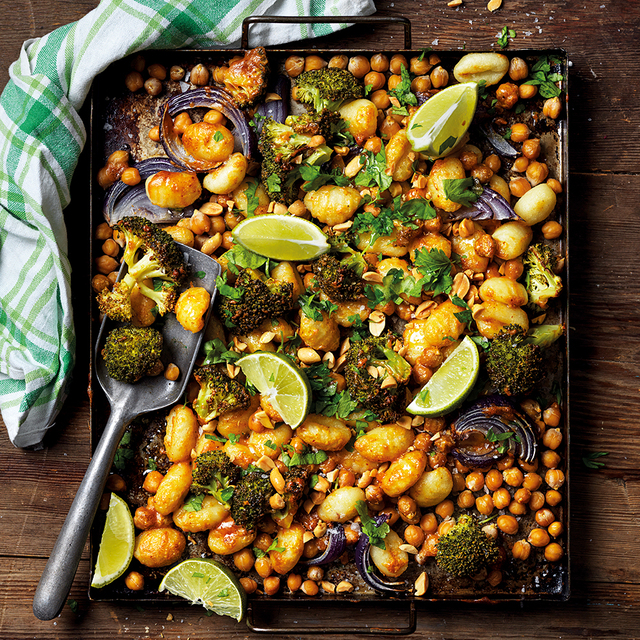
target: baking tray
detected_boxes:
[88,15,570,633]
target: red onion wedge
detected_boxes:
[452,395,538,467]
[481,124,519,158]
[159,88,256,171]
[103,157,194,225]
[355,515,406,594]
[301,525,346,565]
[448,187,521,222]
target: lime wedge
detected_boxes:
[406,82,478,158]
[407,335,480,417]
[159,558,247,621]
[91,493,135,588]
[232,214,330,261]
[237,351,311,428]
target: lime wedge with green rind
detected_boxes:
[406,82,478,158]
[232,214,330,261]
[91,493,135,588]
[407,335,480,417]
[159,558,247,621]
[237,351,311,428]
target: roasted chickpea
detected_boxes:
[497,514,519,535]
[526,161,549,187]
[459,150,479,171]
[457,490,475,509]
[240,577,257,594]
[528,528,550,548]
[485,469,503,491]
[465,471,484,492]
[542,428,563,450]
[387,74,402,91]
[301,579,319,596]
[364,71,386,92]
[512,156,529,172]
[411,76,431,93]
[120,167,141,186]
[545,469,565,490]
[519,83,538,99]
[348,55,370,78]
[410,55,432,76]
[512,539,531,560]
[503,467,524,487]
[404,524,425,547]
[144,77,162,97]
[371,89,392,110]
[435,499,454,519]
[287,573,302,591]
[545,489,562,507]
[263,576,281,596]
[509,177,531,198]
[496,82,519,109]
[190,63,210,86]
[379,115,401,139]
[370,53,389,72]
[328,55,348,70]
[389,54,408,74]
[233,548,255,572]
[509,57,528,81]
[430,66,449,89]
[471,164,493,184]
[169,65,185,81]
[522,473,543,492]
[521,138,541,160]
[148,126,161,142]
[508,501,527,516]
[509,123,530,143]
[514,488,531,504]
[148,63,167,80]
[529,491,545,511]
[544,542,563,562]
[419,512,438,535]
[305,55,327,72]
[484,154,501,173]
[476,494,494,516]
[125,571,145,591]
[543,96,562,119]
[285,55,305,78]
[492,488,511,510]
[130,54,145,73]
[95,255,118,275]
[254,556,273,578]
[92,274,110,293]
[125,71,144,92]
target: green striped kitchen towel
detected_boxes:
[0,0,375,448]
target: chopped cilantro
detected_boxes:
[582,451,609,469]
[389,66,417,107]
[299,164,350,192]
[356,500,390,549]
[497,26,516,49]
[203,338,241,365]
[442,177,482,207]
[298,292,338,321]
[354,146,393,193]
[183,493,205,512]
[244,181,261,217]
[450,294,473,325]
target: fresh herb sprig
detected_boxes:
[582,451,609,469]
[356,500,390,549]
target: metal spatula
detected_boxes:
[33,244,221,621]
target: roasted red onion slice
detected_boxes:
[452,395,538,466]
[103,157,194,225]
[160,88,256,171]
[481,124,519,158]
[448,187,520,222]
[302,525,346,565]
[355,515,406,594]
[254,75,290,135]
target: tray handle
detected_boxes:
[241,15,412,50]
[246,600,416,635]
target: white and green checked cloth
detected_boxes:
[0,0,375,448]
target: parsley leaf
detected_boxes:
[582,451,609,469]
[213,130,224,142]
[413,247,457,296]
[215,272,243,300]
[183,493,205,512]
[354,146,393,193]
[114,431,134,471]
[442,177,482,207]
[298,292,338,321]
[497,26,516,49]
[389,66,417,107]
[486,428,521,454]
[356,500,390,549]
[525,55,563,99]
[244,180,261,217]
[300,164,350,192]
[203,338,241,365]
[450,294,473,325]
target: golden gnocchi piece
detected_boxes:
[370,529,409,577]
[164,404,199,462]
[181,122,234,163]
[208,517,256,555]
[338,98,378,144]
[173,495,229,533]
[175,286,211,333]
[354,425,414,463]
[453,52,510,86]
[409,467,454,507]
[316,486,365,523]
[427,156,466,212]
[304,185,363,226]
[297,415,352,451]
[145,170,202,209]
[202,152,248,194]
[134,527,186,568]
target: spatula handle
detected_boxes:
[32,406,131,620]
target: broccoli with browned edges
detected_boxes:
[191,450,241,506]
[295,68,363,114]
[192,365,251,421]
[101,325,163,383]
[436,514,500,577]
[523,243,563,310]
[344,334,411,423]
[96,216,187,322]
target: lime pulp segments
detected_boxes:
[91,493,135,588]
[237,351,311,428]
[232,214,330,261]
[159,558,247,621]
[406,82,478,158]
[406,335,480,417]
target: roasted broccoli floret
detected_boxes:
[191,450,241,506]
[213,47,269,108]
[217,268,294,334]
[312,253,366,302]
[101,325,163,383]
[486,324,544,396]
[286,109,341,141]
[192,365,251,421]
[295,68,363,114]
[344,334,411,423]
[230,470,275,530]
[97,216,187,322]
[436,514,500,578]
[258,118,314,204]
[523,243,563,309]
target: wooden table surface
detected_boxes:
[1,0,639,638]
